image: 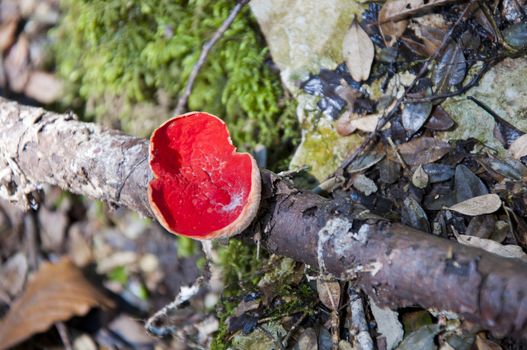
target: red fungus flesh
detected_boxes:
[148,112,261,239]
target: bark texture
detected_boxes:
[1,98,526,337]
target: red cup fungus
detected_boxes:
[148,112,261,240]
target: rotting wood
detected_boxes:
[1,98,526,338]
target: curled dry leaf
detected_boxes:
[457,235,527,262]
[397,137,450,166]
[343,19,374,82]
[508,133,527,159]
[447,194,502,216]
[336,113,384,136]
[0,258,114,350]
[379,0,409,46]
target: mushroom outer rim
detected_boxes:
[147,112,262,240]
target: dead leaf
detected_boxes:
[419,26,446,57]
[454,165,488,203]
[412,165,429,189]
[4,34,29,92]
[503,22,527,49]
[466,215,496,239]
[0,258,114,350]
[424,106,454,131]
[422,163,454,183]
[433,41,466,92]
[316,278,341,311]
[343,19,374,82]
[402,102,432,135]
[447,194,502,216]
[24,71,63,104]
[457,235,527,262]
[379,0,409,46]
[347,148,385,173]
[336,112,357,136]
[0,20,17,53]
[337,112,385,136]
[378,0,458,23]
[508,133,527,159]
[475,334,503,350]
[402,197,431,232]
[397,137,450,166]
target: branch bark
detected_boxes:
[1,98,526,338]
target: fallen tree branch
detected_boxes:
[1,98,526,338]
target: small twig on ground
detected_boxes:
[145,277,204,337]
[281,313,308,348]
[55,322,73,350]
[348,288,374,350]
[387,137,408,170]
[404,59,494,103]
[336,0,478,174]
[174,0,251,115]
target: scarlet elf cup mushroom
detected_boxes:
[148,112,261,240]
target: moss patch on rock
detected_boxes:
[53,0,298,169]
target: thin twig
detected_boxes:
[55,322,73,350]
[174,0,251,115]
[282,313,308,348]
[404,59,494,103]
[348,288,374,350]
[337,0,478,173]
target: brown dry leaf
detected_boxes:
[457,235,527,262]
[316,278,341,311]
[4,34,29,92]
[447,194,502,216]
[379,0,409,46]
[475,333,503,350]
[350,114,384,133]
[0,258,114,350]
[24,71,64,104]
[379,0,457,23]
[508,133,527,159]
[425,106,454,131]
[418,25,446,57]
[343,19,374,82]
[336,111,357,136]
[0,20,17,53]
[397,137,450,165]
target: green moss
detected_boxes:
[53,0,298,170]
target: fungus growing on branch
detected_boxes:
[148,112,261,240]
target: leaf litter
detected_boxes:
[0,259,114,350]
